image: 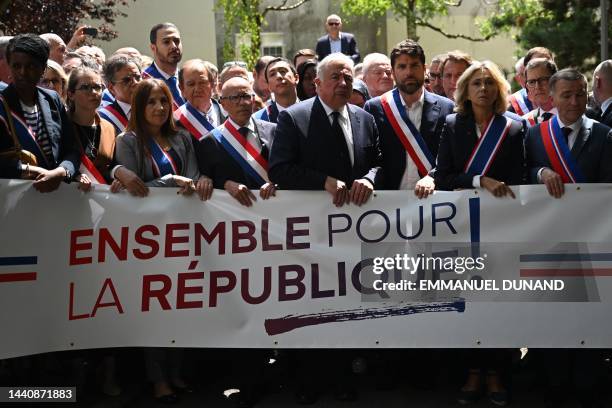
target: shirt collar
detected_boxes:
[228,116,255,133]
[117,99,131,115]
[601,97,612,114]
[329,32,342,41]
[556,115,583,132]
[319,97,348,121]
[153,61,176,80]
[398,87,424,109]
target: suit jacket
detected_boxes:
[114,128,200,187]
[434,112,525,190]
[525,115,612,183]
[363,89,454,189]
[0,84,79,179]
[586,105,612,128]
[197,119,276,189]
[315,32,360,63]
[269,96,382,189]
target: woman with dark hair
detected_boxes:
[435,61,525,406]
[296,58,317,101]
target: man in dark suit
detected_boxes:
[196,76,276,207]
[269,52,381,207]
[526,68,612,198]
[100,54,142,134]
[0,34,78,189]
[588,60,612,127]
[315,15,360,64]
[364,39,454,197]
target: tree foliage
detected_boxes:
[479,0,609,71]
[217,0,310,70]
[0,0,134,42]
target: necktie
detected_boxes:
[541,112,553,122]
[238,126,250,139]
[331,112,351,179]
[562,127,572,145]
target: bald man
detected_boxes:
[196,77,276,207]
[315,14,360,63]
[590,60,612,127]
[39,33,66,64]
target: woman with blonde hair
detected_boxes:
[434,61,525,405]
[39,59,68,102]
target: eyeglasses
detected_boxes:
[219,93,254,103]
[222,61,248,69]
[40,78,62,87]
[113,73,141,86]
[75,83,104,92]
[429,72,441,79]
[526,76,551,88]
[328,22,340,26]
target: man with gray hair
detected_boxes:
[39,33,67,65]
[361,53,393,98]
[315,14,360,63]
[526,68,612,198]
[0,36,13,85]
[589,60,612,127]
[270,52,381,207]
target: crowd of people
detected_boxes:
[1,11,612,408]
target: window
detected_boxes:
[262,46,283,57]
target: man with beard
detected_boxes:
[175,59,225,141]
[142,22,185,110]
[364,39,454,196]
[253,57,299,123]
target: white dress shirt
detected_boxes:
[319,99,354,166]
[398,89,425,190]
[329,33,342,54]
[117,99,132,119]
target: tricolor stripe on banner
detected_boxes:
[539,116,584,183]
[174,102,215,142]
[98,105,128,133]
[520,252,612,277]
[212,121,269,186]
[464,115,512,176]
[380,89,435,177]
[0,256,37,283]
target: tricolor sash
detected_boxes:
[98,105,128,134]
[143,64,185,110]
[173,102,214,142]
[211,121,269,186]
[380,88,435,177]
[101,89,115,107]
[538,116,585,183]
[523,111,537,128]
[79,154,107,185]
[0,96,49,167]
[253,100,279,123]
[464,115,513,175]
[509,88,533,116]
[147,138,179,178]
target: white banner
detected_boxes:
[1,179,612,358]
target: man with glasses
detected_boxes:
[253,57,299,123]
[175,59,225,141]
[0,34,78,188]
[196,76,276,207]
[142,22,185,110]
[362,53,394,97]
[315,14,360,64]
[427,53,446,96]
[522,58,558,127]
[99,54,142,134]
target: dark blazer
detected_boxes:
[525,115,612,183]
[315,32,360,63]
[363,89,454,189]
[586,105,612,128]
[269,96,382,189]
[197,119,276,189]
[0,84,79,179]
[434,112,525,190]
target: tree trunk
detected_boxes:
[405,0,418,41]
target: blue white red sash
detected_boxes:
[79,154,107,185]
[143,64,185,110]
[211,121,269,186]
[509,88,533,116]
[253,100,279,123]
[538,116,585,183]
[101,89,115,107]
[379,88,435,177]
[464,115,513,175]
[0,95,49,167]
[147,138,179,177]
[523,110,537,128]
[98,104,128,133]
[173,102,215,142]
